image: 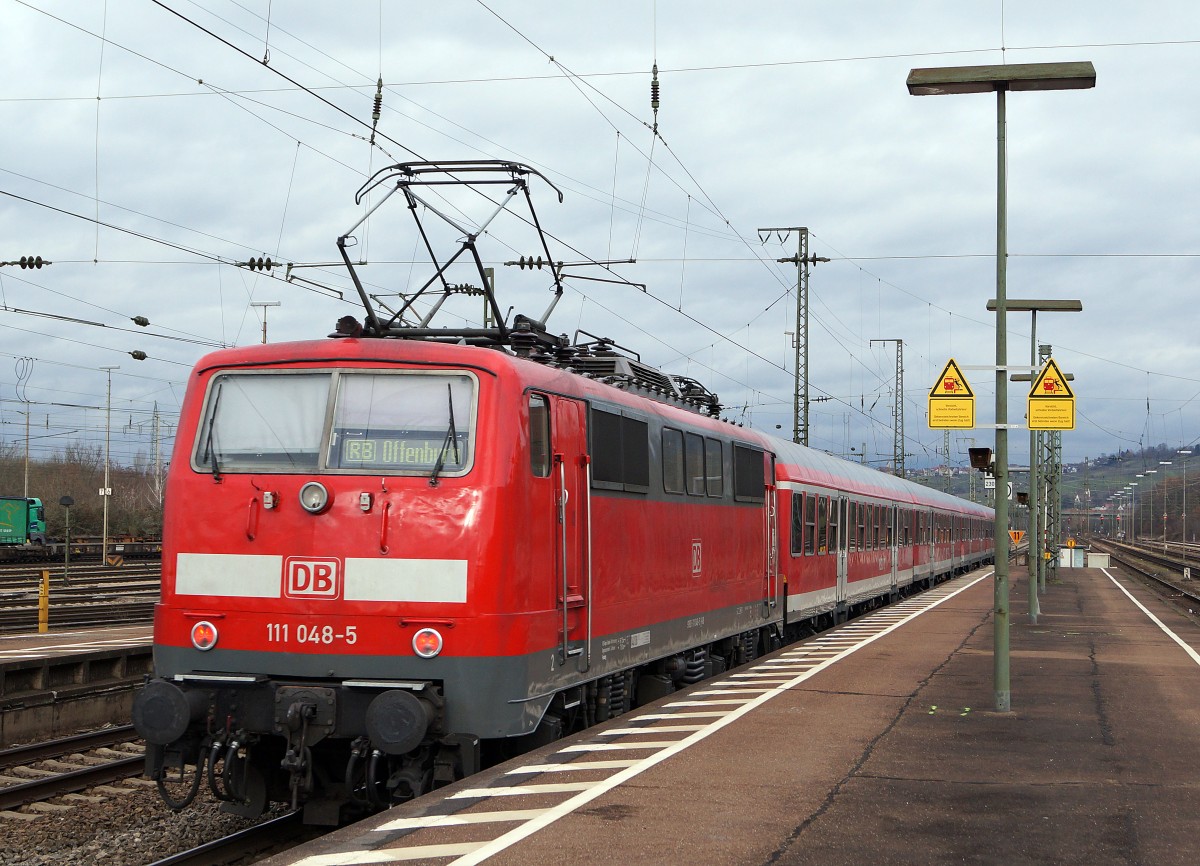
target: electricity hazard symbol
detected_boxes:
[1028,357,1075,430]
[928,358,975,429]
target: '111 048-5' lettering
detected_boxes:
[266,623,357,645]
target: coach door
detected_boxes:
[890,505,900,595]
[835,496,849,613]
[764,454,779,615]
[549,395,591,671]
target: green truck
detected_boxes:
[0,497,47,546]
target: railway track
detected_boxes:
[1091,539,1200,608]
[0,726,145,813]
[145,812,317,866]
[0,560,161,632]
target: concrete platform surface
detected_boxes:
[264,564,1200,866]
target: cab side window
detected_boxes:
[529,394,550,477]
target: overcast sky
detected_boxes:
[2,0,1197,485]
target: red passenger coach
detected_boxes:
[132,161,993,824]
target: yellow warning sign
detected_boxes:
[928,358,975,429]
[930,358,974,397]
[1009,530,1026,546]
[1028,357,1075,430]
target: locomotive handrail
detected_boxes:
[379,501,391,555]
[583,455,593,673]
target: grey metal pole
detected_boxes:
[1028,312,1040,623]
[100,366,119,567]
[993,87,1011,712]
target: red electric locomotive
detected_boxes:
[132,162,993,824]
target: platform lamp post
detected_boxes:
[907,61,1096,713]
[1158,461,1174,551]
[988,298,1081,624]
[1145,470,1160,549]
[1129,482,1138,542]
[100,365,119,567]
[1180,450,1192,575]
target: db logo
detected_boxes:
[283,557,342,599]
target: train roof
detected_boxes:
[769,436,993,516]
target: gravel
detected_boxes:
[0,778,296,866]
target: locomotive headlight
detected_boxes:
[412,628,443,658]
[298,481,331,514]
[190,620,219,651]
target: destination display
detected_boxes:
[334,430,469,470]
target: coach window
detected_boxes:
[705,438,723,497]
[817,496,829,554]
[805,493,817,554]
[529,394,550,477]
[662,428,685,494]
[790,492,804,555]
[685,432,705,496]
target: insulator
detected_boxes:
[650,64,660,111]
[131,316,150,327]
[20,255,44,269]
[129,350,148,361]
[372,78,383,123]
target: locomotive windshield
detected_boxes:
[193,370,476,475]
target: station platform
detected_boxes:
[0,625,151,745]
[264,563,1200,866]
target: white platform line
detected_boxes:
[559,741,676,752]
[688,688,773,697]
[1102,567,1200,666]
[508,760,639,774]
[449,782,596,799]
[292,842,485,864]
[594,725,708,735]
[631,711,731,720]
[375,809,550,831]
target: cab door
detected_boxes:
[550,395,591,671]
